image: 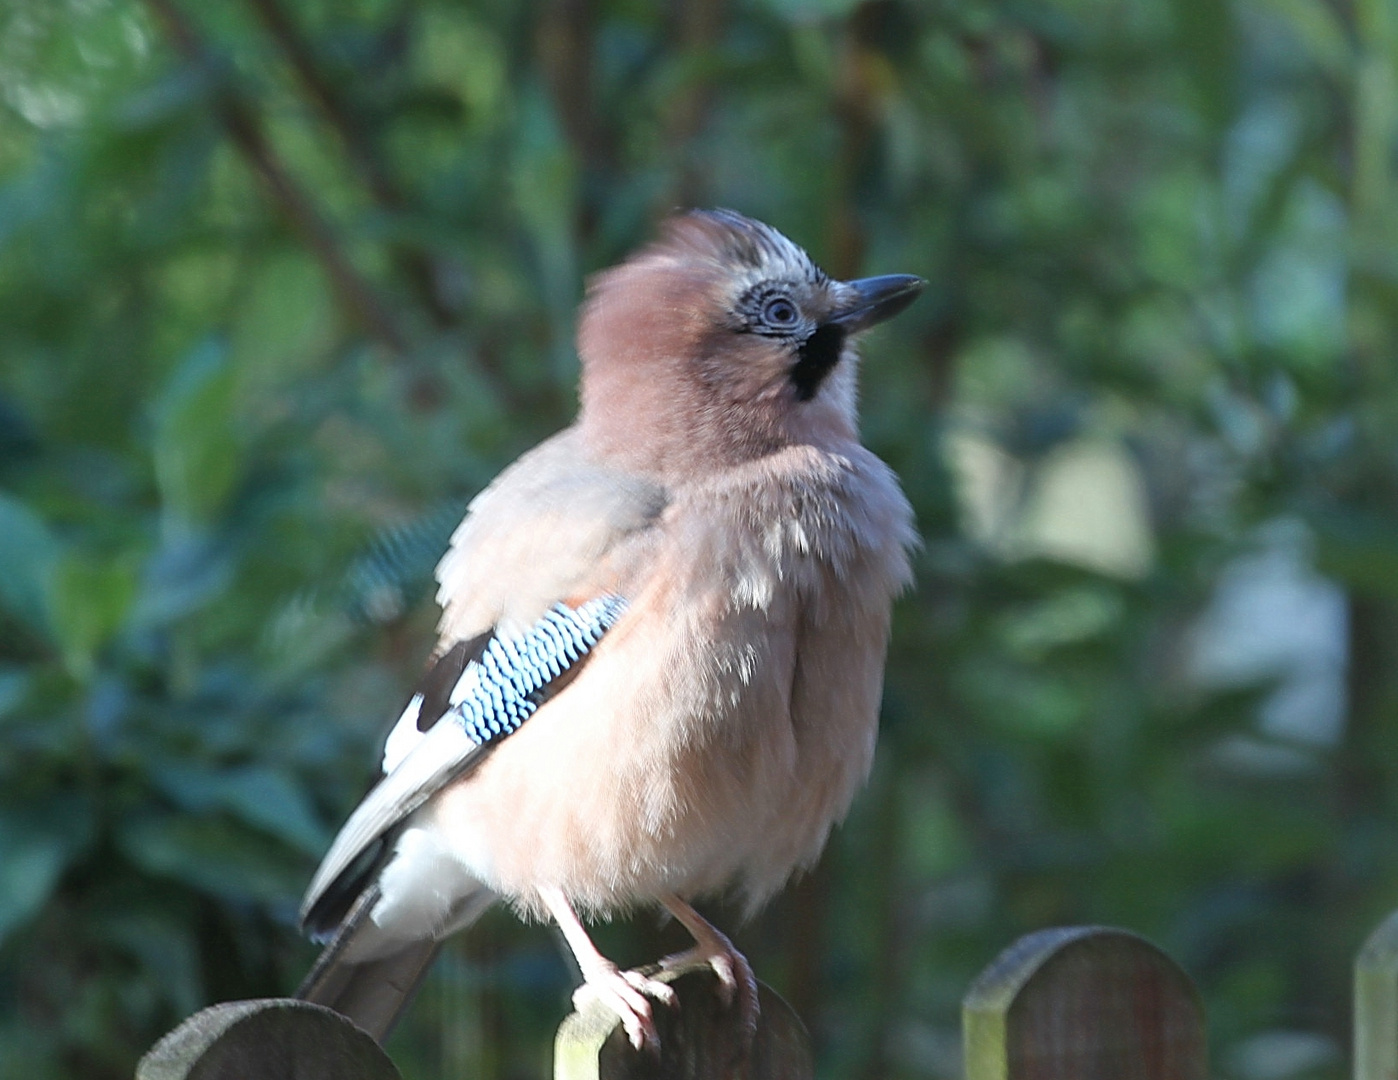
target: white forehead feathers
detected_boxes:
[649,209,830,293]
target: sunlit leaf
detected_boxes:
[47,551,139,680]
[151,337,240,529]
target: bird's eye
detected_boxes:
[762,296,799,329]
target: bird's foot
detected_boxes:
[572,961,677,1052]
[658,916,760,1041]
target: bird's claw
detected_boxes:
[660,938,759,1037]
[573,963,677,1051]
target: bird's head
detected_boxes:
[577,209,923,474]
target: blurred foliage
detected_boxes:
[2,0,1398,1077]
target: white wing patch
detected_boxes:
[448,662,486,707]
[382,692,425,774]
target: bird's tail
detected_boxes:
[296,884,444,1044]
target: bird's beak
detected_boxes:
[829,274,926,333]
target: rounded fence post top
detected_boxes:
[964,925,1193,1014]
[1357,909,1398,969]
[137,997,402,1080]
[962,925,1208,1080]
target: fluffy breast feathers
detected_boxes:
[416,433,915,915]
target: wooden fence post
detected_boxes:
[136,998,401,1080]
[962,926,1208,1080]
[554,965,813,1080]
[1355,908,1398,1080]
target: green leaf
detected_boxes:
[229,254,334,391]
[1263,0,1352,77]
[47,551,139,680]
[116,809,305,907]
[151,338,241,529]
[758,0,865,19]
[996,586,1126,660]
[0,493,58,633]
[1317,518,1398,600]
[151,763,328,856]
[0,797,95,946]
[98,908,203,1018]
[0,667,28,719]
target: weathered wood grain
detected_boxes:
[962,925,1207,1080]
[1356,908,1398,1080]
[555,966,813,1080]
[135,997,401,1080]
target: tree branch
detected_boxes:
[143,0,410,354]
[241,0,464,329]
[664,0,727,208]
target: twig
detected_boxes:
[244,0,399,205]
[143,0,409,354]
[664,0,727,207]
[536,0,613,242]
[828,11,881,279]
[242,0,463,329]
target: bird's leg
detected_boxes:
[659,894,760,1039]
[539,885,676,1051]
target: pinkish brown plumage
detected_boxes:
[297,209,922,1051]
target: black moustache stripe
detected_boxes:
[791,323,846,402]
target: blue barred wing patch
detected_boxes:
[446,595,627,745]
[305,594,628,931]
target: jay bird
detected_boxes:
[297,208,922,1050]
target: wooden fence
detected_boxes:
[137,912,1398,1079]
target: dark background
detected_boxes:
[2,1,1396,1077]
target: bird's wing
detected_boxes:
[300,429,668,936]
[435,426,670,644]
